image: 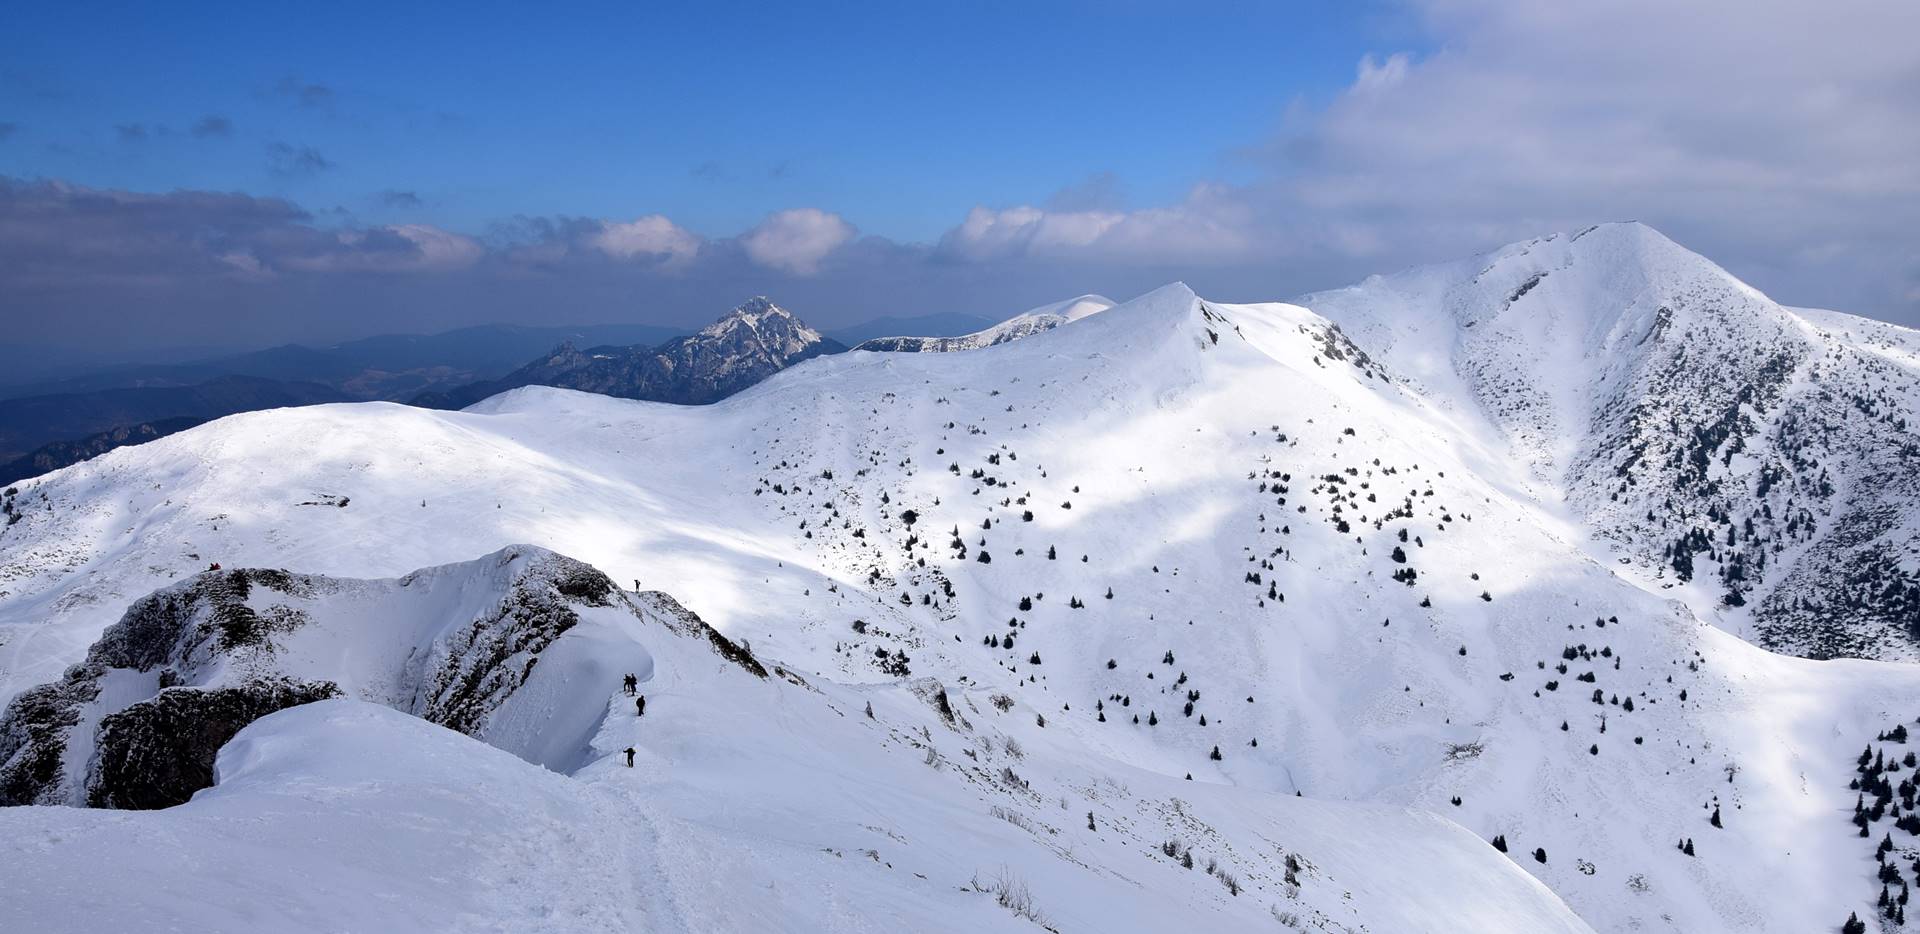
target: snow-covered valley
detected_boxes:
[3,224,1919,932]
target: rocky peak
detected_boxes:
[698,296,816,344]
[691,297,827,361]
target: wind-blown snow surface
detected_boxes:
[1,258,1917,930]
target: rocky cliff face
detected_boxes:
[88,679,340,809]
[0,671,94,805]
[415,552,613,734]
[0,547,664,808]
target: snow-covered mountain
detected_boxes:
[415,296,845,409]
[0,547,1583,933]
[855,294,1115,352]
[3,227,1919,932]
[1301,223,1920,660]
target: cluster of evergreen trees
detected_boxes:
[1846,726,1920,929]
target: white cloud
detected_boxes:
[1284,0,1920,264]
[590,215,703,267]
[937,184,1252,265]
[387,224,484,269]
[941,206,1121,261]
[277,224,484,273]
[740,208,855,275]
[1321,1,1915,316]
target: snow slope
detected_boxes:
[854,294,1116,352]
[1300,222,1920,659]
[1,244,1918,930]
[0,567,1588,933]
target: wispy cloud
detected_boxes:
[266,142,334,177]
[274,77,334,109]
[190,115,233,139]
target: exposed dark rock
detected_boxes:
[0,670,103,805]
[421,551,611,734]
[641,591,768,679]
[87,679,340,810]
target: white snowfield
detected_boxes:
[1,223,1917,932]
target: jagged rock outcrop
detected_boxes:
[88,679,340,809]
[0,546,716,808]
[639,590,767,680]
[0,567,328,806]
[415,297,845,409]
[0,674,94,805]
[417,552,613,734]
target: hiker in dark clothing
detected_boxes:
[622,673,637,696]
[624,747,635,767]
[636,695,646,717]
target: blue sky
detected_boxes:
[1,0,1914,351]
[3,1,1408,241]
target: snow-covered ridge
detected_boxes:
[854,293,1116,353]
[0,545,765,807]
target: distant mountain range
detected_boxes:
[0,417,208,487]
[0,376,352,466]
[412,298,848,410]
[0,309,1026,482]
[0,322,688,403]
[0,323,687,466]
[823,311,996,346]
